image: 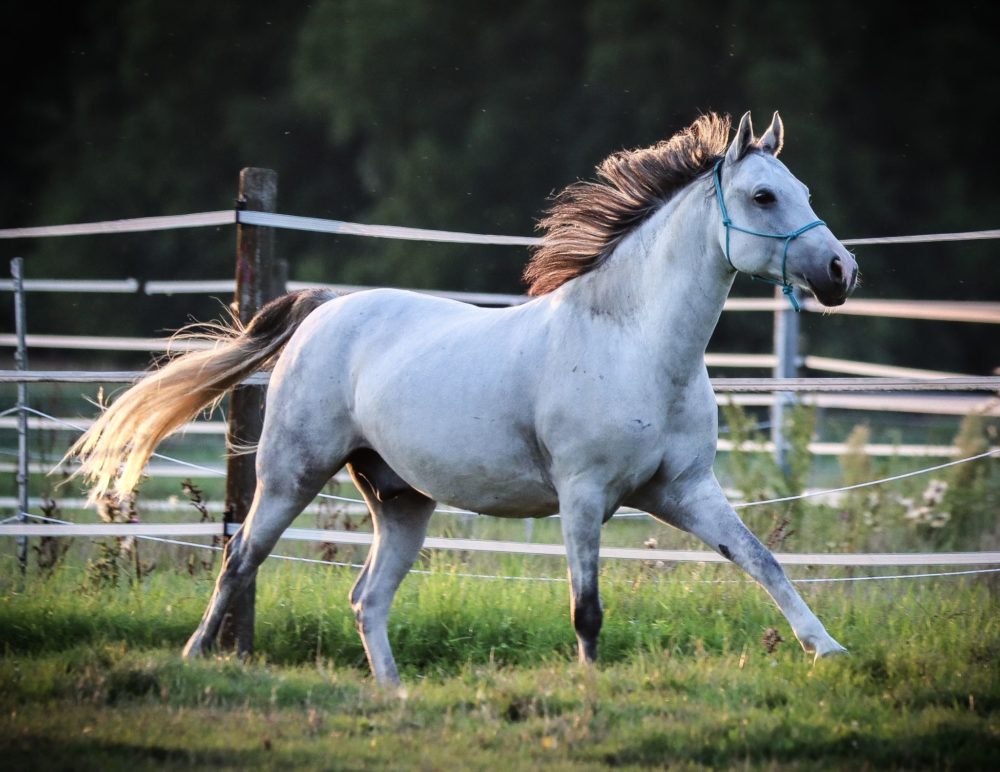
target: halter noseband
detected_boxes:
[712,158,825,312]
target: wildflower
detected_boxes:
[922,479,949,507]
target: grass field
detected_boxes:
[2,556,998,770]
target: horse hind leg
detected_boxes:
[182,446,346,659]
[347,449,415,610]
[348,451,435,685]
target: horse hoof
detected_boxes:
[813,641,849,662]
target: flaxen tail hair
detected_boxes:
[67,288,336,504]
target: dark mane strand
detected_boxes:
[523,113,732,296]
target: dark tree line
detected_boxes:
[2,1,998,373]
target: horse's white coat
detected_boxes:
[183,114,856,682]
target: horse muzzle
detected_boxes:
[804,247,858,307]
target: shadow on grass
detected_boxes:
[598,719,994,769]
[2,735,259,771]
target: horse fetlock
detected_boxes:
[573,600,603,637]
[571,592,603,663]
[373,661,402,686]
[812,637,849,661]
[577,638,599,664]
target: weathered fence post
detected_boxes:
[220,168,285,655]
[770,286,800,474]
[11,258,29,577]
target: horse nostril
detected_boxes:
[829,256,844,283]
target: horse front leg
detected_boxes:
[638,473,847,660]
[558,488,612,664]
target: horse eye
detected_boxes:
[753,190,776,205]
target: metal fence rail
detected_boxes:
[2,207,999,247]
[3,275,999,324]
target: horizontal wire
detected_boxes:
[17,512,999,585]
[10,404,999,521]
[733,448,1000,508]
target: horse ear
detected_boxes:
[759,111,784,156]
[725,111,755,164]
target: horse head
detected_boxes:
[715,111,858,307]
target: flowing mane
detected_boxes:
[523,113,733,296]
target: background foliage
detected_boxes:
[2,1,999,372]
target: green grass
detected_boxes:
[2,558,998,769]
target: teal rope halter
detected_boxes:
[712,159,825,312]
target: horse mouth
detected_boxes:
[806,279,849,307]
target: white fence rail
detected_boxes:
[3,208,1000,246]
[3,192,999,582]
[2,275,999,324]
[3,520,999,568]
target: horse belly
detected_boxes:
[397,429,559,517]
[437,475,559,518]
[358,403,558,517]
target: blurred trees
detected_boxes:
[2,1,999,372]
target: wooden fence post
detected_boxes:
[220,168,284,655]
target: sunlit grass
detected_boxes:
[2,550,998,768]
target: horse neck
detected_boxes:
[564,179,734,371]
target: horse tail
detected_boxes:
[67,288,337,504]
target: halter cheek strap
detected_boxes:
[712,159,825,312]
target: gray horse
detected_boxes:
[71,111,857,683]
